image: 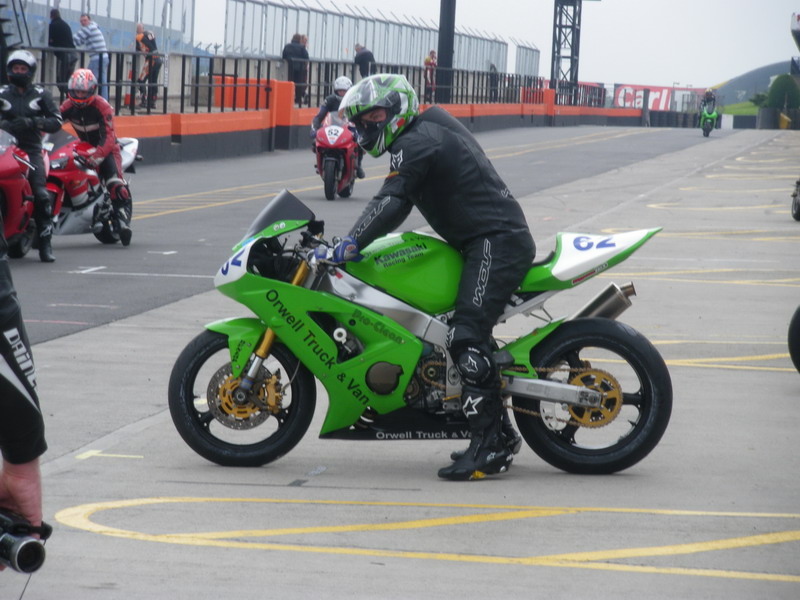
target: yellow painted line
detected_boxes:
[722,165,799,171]
[677,187,789,192]
[75,449,144,460]
[55,498,800,582]
[705,173,797,179]
[487,129,655,160]
[647,202,784,211]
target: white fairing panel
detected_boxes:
[214,240,254,288]
[552,230,654,282]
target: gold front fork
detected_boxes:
[238,259,310,392]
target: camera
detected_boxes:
[0,508,52,573]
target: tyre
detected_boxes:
[512,317,672,474]
[93,193,133,244]
[323,160,336,201]
[6,222,34,258]
[338,177,355,198]
[792,190,800,221]
[168,330,316,466]
[789,305,800,374]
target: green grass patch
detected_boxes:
[723,101,758,116]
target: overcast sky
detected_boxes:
[196,0,800,87]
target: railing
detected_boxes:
[25,46,596,117]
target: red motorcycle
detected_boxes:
[313,113,359,201]
[44,131,139,244]
[0,130,37,258]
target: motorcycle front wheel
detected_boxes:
[789,305,800,373]
[323,160,337,201]
[168,330,317,466]
[512,318,672,474]
[94,193,133,244]
[6,222,35,258]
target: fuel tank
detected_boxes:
[345,232,463,315]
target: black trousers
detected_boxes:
[449,230,535,360]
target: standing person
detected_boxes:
[135,23,162,109]
[488,63,499,102]
[48,9,78,96]
[423,49,437,103]
[281,33,309,107]
[73,13,108,100]
[0,229,47,541]
[0,51,63,263]
[353,43,374,79]
[61,69,132,246]
[337,74,534,481]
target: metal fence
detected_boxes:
[25,46,604,118]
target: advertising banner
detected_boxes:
[613,84,673,110]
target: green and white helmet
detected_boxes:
[339,73,419,157]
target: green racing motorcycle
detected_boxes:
[700,100,719,137]
[168,190,672,475]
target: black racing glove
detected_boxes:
[9,117,35,133]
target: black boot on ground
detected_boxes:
[450,408,522,461]
[438,388,513,481]
[114,207,133,246]
[38,236,55,263]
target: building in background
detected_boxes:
[8,0,539,76]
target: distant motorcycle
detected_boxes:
[699,100,719,137]
[313,113,359,201]
[44,131,140,245]
[0,130,38,258]
[789,305,800,374]
[791,178,800,221]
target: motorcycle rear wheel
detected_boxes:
[338,178,355,198]
[323,160,337,201]
[791,189,800,221]
[168,330,316,466]
[512,317,672,474]
[789,305,800,373]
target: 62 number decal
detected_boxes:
[573,236,616,251]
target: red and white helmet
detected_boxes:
[67,69,98,106]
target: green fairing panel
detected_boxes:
[217,274,423,435]
[499,320,563,378]
[206,317,266,377]
[346,232,464,314]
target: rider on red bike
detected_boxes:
[311,76,364,179]
[60,69,132,246]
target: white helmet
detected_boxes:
[334,76,352,94]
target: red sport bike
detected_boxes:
[313,113,359,201]
[0,130,39,258]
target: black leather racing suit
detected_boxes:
[0,234,47,464]
[347,105,535,372]
[0,84,63,238]
[311,93,343,131]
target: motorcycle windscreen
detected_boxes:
[238,189,316,246]
[0,130,16,153]
[345,232,463,314]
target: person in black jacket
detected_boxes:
[338,74,535,481]
[353,44,374,79]
[282,33,309,107]
[310,76,364,178]
[0,230,47,538]
[0,51,63,262]
[135,23,163,109]
[48,9,77,96]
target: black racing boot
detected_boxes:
[356,165,365,179]
[116,213,132,247]
[38,235,55,263]
[450,408,522,461]
[438,388,513,481]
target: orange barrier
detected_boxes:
[108,84,641,140]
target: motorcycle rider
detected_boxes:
[60,69,132,246]
[0,227,47,537]
[310,76,365,179]
[336,74,535,481]
[0,50,63,262]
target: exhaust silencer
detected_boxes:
[571,282,636,320]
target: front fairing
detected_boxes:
[233,189,317,252]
